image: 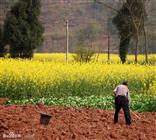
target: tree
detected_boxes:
[0,27,5,57]
[3,0,44,58]
[9,0,19,6]
[73,47,95,62]
[72,24,99,62]
[112,2,132,63]
[113,0,147,63]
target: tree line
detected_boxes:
[0,0,150,64]
[112,0,148,63]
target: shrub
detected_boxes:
[73,47,95,62]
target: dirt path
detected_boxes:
[0,104,156,140]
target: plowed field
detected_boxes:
[0,103,156,140]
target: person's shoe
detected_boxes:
[126,122,131,125]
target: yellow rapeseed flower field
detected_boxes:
[0,53,156,99]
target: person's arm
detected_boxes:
[113,87,117,97]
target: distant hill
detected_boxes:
[39,0,120,52]
[0,0,156,53]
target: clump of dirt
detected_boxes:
[0,105,156,140]
[0,98,9,105]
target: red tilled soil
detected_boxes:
[0,104,156,140]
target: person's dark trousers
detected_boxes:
[114,96,131,125]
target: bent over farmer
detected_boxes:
[113,81,131,125]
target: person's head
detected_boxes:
[122,81,128,86]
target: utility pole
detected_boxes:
[108,33,110,62]
[66,19,69,63]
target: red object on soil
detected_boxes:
[0,105,156,140]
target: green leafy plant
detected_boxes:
[6,94,156,112]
